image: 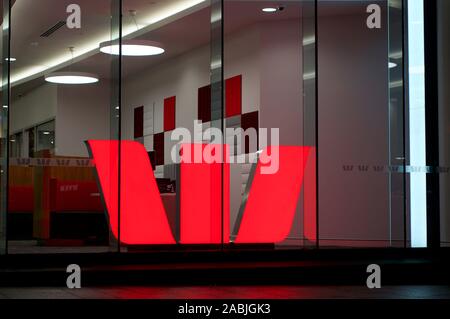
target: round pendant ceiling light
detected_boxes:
[99,40,165,56]
[45,72,99,84]
[45,47,99,85]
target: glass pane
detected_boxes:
[120,0,214,249]
[438,0,450,247]
[223,0,316,249]
[317,0,405,247]
[7,0,120,254]
[388,0,406,247]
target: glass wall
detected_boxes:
[4,0,120,253]
[223,0,317,249]
[119,0,215,248]
[0,0,436,254]
[316,0,406,247]
[437,0,450,247]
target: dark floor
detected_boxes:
[1,248,449,301]
[0,285,449,299]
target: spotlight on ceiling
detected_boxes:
[99,40,165,56]
[45,72,99,85]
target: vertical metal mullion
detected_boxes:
[424,0,440,248]
[110,0,122,253]
[0,0,12,255]
[402,0,408,248]
[117,0,122,253]
[210,0,224,249]
[314,0,319,249]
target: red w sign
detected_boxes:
[87,141,312,245]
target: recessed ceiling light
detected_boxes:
[389,62,398,69]
[45,72,99,85]
[99,40,165,56]
[262,7,277,13]
[42,131,51,135]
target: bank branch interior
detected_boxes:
[0,0,446,255]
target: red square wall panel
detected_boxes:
[225,75,242,118]
[164,96,176,131]
[134,106,144,138]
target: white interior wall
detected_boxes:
[55,83,111,157]
[10,83,57,133]
[318,10,390,244]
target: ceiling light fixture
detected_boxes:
[100,10,165,57]
[389,62,398,69]
[11,0,206,85]
[45,47,99,85]
[45,72,99,84]
[100,39,165,56]
[5,57,17,62]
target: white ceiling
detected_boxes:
[7,0,209,85]
[7,0,304,96]
[1,0,401,97]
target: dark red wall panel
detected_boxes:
[164,96,176,131]
[225,75,242,118]
[241,111,259,154]
[154,132,165,166]
[198,85,211,123]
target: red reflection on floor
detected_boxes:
[38,286,450,300]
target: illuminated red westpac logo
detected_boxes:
[87,141,311,245]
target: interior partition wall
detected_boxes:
[0,0,435,255]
